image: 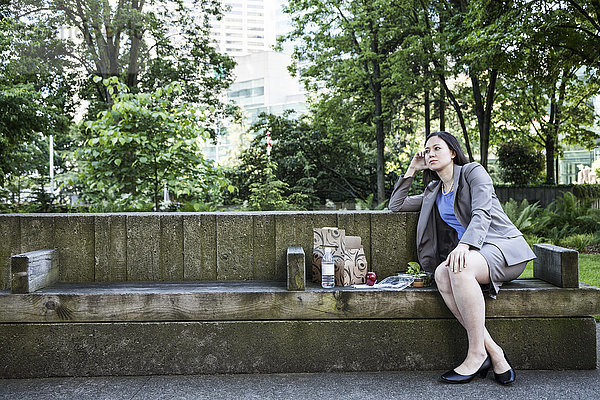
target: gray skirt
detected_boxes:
[478,243,528,299]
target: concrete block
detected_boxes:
[110,215,127,282]
[94,215,110,282]
[0,317,595,378]
[274,213,296,282]
[54,215,94,283]
[533,244,579,288]
[11,249,58,293]
[405,212,418,262]
[286,246,305,291]
[160,214,184,281]
[216,214,253,280]
[183,214,217,281]
[0,215,20,290]
[94,215,127,282]
[20,215,54,254]
[371,212,408,279]
[252,214,276,280]
[127,214,160,281]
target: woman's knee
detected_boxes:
[434,264,451,291]
[448,251,490,283]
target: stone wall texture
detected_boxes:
[0,211,418,288]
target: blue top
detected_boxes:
[436,188,466,239]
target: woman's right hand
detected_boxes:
[405,151,428,177]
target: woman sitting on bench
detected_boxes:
[389,131,536,385]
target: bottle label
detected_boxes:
[322,262,334,275]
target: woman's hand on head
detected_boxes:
[445,243,470,273]
[405,151,428,177]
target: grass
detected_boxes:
[520,254,600,287]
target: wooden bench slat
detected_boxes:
[1,279,598,323]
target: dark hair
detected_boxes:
[422,131,470,185]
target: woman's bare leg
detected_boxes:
[434,252,511,374]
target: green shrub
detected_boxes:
[534,192,600,237]
[502,199,540,233]
[572,184,600,201]
[559,234,594,252]
[497,141,544,185]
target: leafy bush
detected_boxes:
[501,199,540,233]
[497,141,544,185]
[527,193,600,247]
[247,161,305,211]
[572,184,600,201]
[559,234,594,252]
[80,78,229,211]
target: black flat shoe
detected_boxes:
[494,353,516,385]
[440,355,492,384]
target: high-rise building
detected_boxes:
[210,0,277,56]
[204,0,307,164]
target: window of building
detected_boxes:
[248,27,264,31]
[247,12,263,17]
[228,86,265,99]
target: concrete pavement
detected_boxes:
[1,323,599,400]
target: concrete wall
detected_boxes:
[1,317,595,378]
[0,211,418,289]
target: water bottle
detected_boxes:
[321,247,335,288]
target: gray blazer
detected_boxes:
[389,162,536,273]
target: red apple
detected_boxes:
[366,271,377,286]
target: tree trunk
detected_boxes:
[440,74,474,162]
[424,88,430,137]
[470,69,498,169]
[127,0,145,89]
[545,132,555,184]
[439,76,445,131]
[366,16,385,205]
[374,78,385,205]
[544,72,567,184]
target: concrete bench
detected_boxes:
[0,212,599,378]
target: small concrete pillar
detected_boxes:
[533,243,579,288]
[287,246,305,291]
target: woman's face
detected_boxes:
[424,136,455,171]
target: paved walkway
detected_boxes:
[1,323,599,400]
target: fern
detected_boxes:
[502,199,540,233]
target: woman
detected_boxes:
[389,131,535,385]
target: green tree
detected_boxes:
[0,1,76,201]
[81,78,228,211]
[11,0,236,127]
[547,0,600,70]
[227,111,382,208]
[497,141,544,185]
[424,0,532,167]
[0,85,47,187]
[491,0,600,183]
[281,0,427,204]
